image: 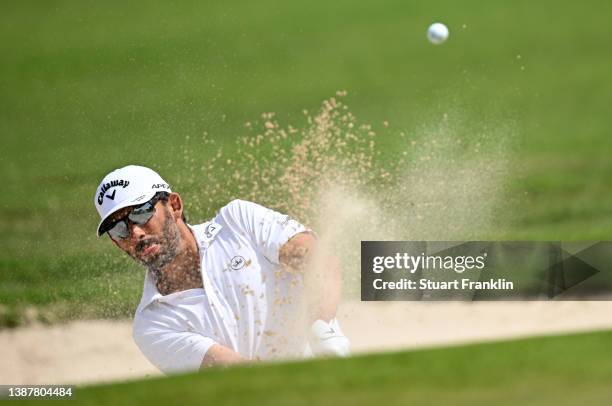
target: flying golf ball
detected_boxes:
[427,23,449,45]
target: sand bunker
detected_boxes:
[2,301,612,385]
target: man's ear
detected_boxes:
[168,193,184,221]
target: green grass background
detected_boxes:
[12,330,612,405]
[1,0,612,324]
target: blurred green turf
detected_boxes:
[1,0,612,324]
[13,330,612,405]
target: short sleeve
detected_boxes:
[133,319,217,374]
[219,200,308,264]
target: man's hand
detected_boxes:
[309,318,351,357]
[201,344,246,368]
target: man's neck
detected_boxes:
[154,224,203,295]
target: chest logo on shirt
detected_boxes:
[230,256,247,270]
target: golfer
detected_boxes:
[94,165,349,373]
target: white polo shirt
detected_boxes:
[132,199,310,373]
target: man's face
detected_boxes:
[109,200,181,271]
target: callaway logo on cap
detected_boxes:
[93,165,172,236]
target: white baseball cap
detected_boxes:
[94,165,172,236]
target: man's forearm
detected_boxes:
[201,344,246,368]
[305,254,350,357]
[279,232,342,322]
[308,254,341,322]
[279,232,350,357]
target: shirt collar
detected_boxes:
[188,220,223,251]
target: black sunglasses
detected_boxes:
[102,192,168,240]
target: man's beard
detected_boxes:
[134,209,181,274]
